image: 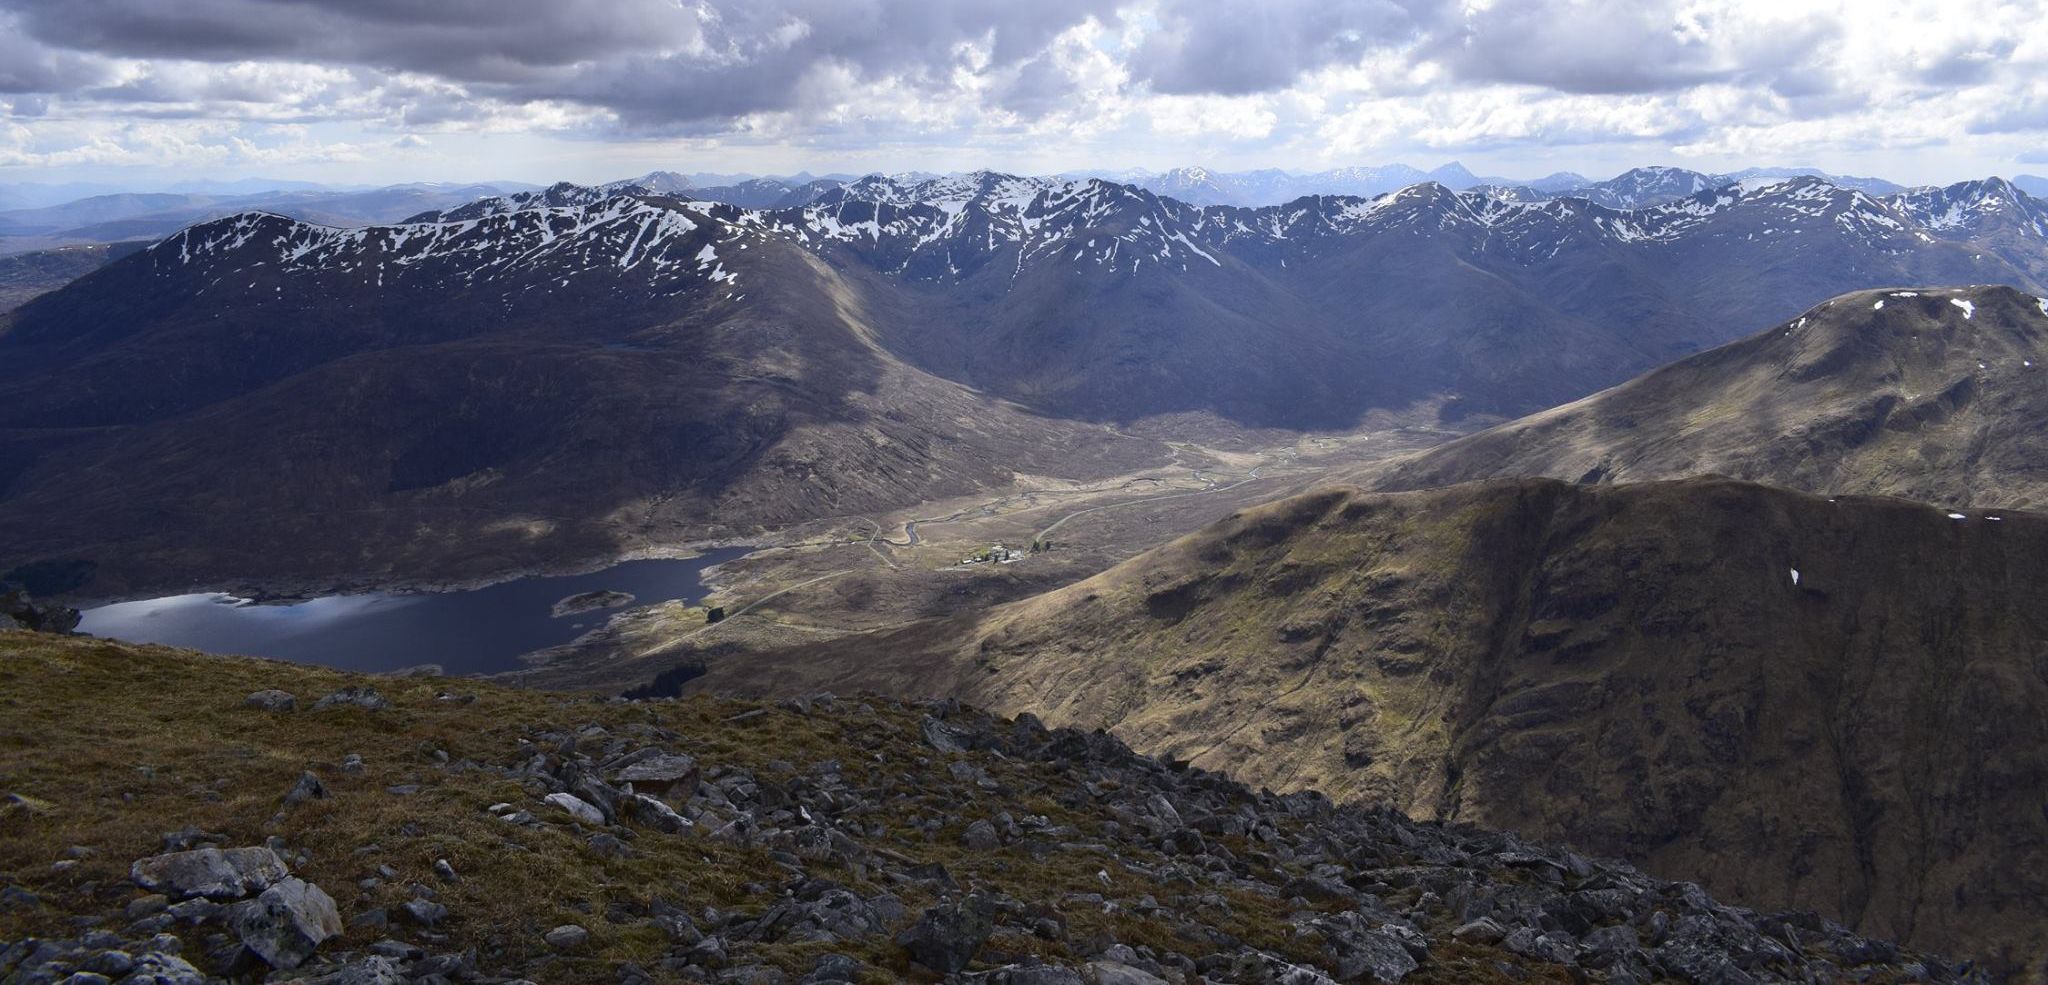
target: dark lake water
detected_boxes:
[76,549,751,676]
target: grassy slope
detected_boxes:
[701,475,2048,979]
[1376,285,2048,509]
[0,632,1558,983]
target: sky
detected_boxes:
[0,0,2045,190]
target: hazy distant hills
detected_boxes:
[1098,163,1493,207]
[0,182,538,256]
[3,171,2046,589]
[1094,163,1907,208]
[0,241,148,314]
[1379,284,2048,509]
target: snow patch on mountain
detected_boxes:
[145,170,2048,297]
[157,195,756,297]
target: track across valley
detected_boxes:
[633,568,858,657]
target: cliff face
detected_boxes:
[717,478,2048,977]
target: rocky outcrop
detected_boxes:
[0,589,78,634]
[243,689,296,712]
[449,700,1983,983]
[129,847,290,901]
[310,686,391,712]
[0,634,1993,984]
[228,877,342,969]
[9,845,349,980]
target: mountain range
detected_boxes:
[654,163,1912,211]
[0,164,1995,255]
[9,157,2048,982]
[1095,164,1907,209]
[3,171,2046,592]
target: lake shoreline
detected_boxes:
[63,538,763,610]
[74,548,755,678]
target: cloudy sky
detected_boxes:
[0,0,2043,188]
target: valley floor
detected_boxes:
[499,422,1460,694]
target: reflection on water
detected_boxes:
[78,550,750,676]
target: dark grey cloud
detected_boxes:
[0,0,1119,127]
[1421,0,1842,96]
[1116,0,1852,103]
[0,0,2041,159]
[1967,95,2048,135]
[1910,38,2016,88]
[0,16,113,94]
[5,0,697,83]
[526,0,1118,126]
[1125,0,1430,96]
[990,54,1078,115]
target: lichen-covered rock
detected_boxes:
[543,924,590,949]
[543,791,605,826]
[611,752,699,796]
[1088,961,1169,984]
[0,589,80,634]
[311,686,390,711]
[897,894,996,973]
[302,954,405,984]
[229,876,342,969]
[129,846,288,901]
[243,689,297,712]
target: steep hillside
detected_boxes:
[702,478,2048,978]
[0,631,1991,984]
[1378,285,2048,508]
[0,197,1163,595]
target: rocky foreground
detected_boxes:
[0,633,1987,983]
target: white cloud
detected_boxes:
[0,0,2043,184]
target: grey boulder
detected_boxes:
[112,952,208,984]
[960,819,1002,851]
[897,895,996,973]
[282,771,328,805]
[312,686,391,711]
[544,792,606,826]
[544,924,591,949]
[611,753,700,796]
[229,876,342,969]
[244,689,297,712]
[302,955,405,985]
[130,846,289,900]
[1089,961,1171,984]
